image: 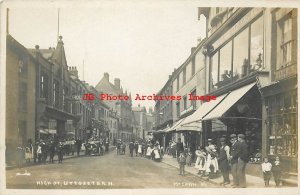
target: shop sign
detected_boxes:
[212,8,263,50]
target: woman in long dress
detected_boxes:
[205,139,219,178]
[195,147,207,176]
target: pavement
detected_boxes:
[6,149,216,189]
[161,154,284,188]
[6,146,115,170]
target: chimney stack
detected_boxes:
[104,72,109,81]
[114,78,120,89]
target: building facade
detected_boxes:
[6,35,37,165]
[95,73,133,141]
[197,7,297,174]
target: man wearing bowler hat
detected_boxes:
[237,134,248,188]
[229,134,239,187]
[218,137,230,185]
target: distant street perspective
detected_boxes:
[5,5,298,189]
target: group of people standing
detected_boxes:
[192,134,248,187]
[118,139,163,161]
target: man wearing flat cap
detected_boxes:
[218,137,230,185]
[237,134,248,188]
[229,134,239,187]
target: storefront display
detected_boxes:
[266,89,297,158]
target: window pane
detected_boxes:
[233,27,249,80]
[250,17,264,69]
[219,41,232,84]
[210,52,218,91]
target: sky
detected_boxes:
[8,1,206,110]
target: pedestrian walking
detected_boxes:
[236,134,248,188]
[57,141,64,163]
[177,152,186,175]
[262,157,272,187]
[121,142,126,155]
[37,143,42,163]
[33,142,38,163]
[105,139,109,153]
[75,139,82,156]
[129,141,134,157]
[49,141,55,163]
[272,156,282,187]
[137,142,143,157]
[134,141,139,156]
[218,137,230,185]
[176,138,184,158]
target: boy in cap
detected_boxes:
[218,137,230,185]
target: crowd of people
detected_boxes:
[15,136,111,167]
[166,134,282,188]
[115,138,164,161]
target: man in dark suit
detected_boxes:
[229,134,239,187]
[237,134,248,188]
[176,138,184,158]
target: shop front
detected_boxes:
[202,82,263,164]
[262,77,297,173]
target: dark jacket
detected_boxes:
[176,142,184,152]
[239,141,249,162]
[218,145,230,170]
[129,143,134,151]
[230,140,240,164]
[177,155,186,165]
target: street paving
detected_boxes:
[6,151,217,189]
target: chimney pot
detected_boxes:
[104,72,109,81]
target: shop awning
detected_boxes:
[167,118,185,133]
[203,82,256,120]
[177,121,202,132]
[180,93,228,126]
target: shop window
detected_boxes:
[210,52,219,91]
[250,17,264,70]
[267,91,298,157]
[233,27,249,80]
[219,41,232,86]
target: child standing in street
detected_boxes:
[262,157,272,187]
[186,149,192,166]
[178,152,186,175]
[272,156,282,187]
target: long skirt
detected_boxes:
[205,154,219,173]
